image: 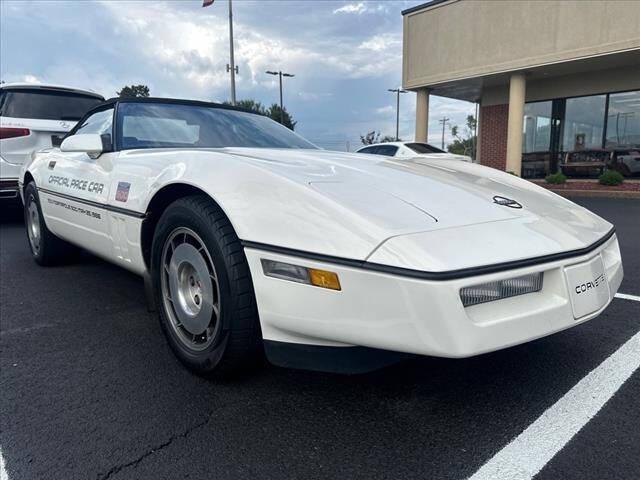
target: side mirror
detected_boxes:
[60,134,104,158]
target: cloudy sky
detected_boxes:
[0,0,475,150]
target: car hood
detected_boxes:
[222,148,612,268]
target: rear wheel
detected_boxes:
[23,182,78,266]
[151,195,263,378]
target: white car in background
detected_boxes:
[20,97,623,377]
[0,83,104,201]
[356,141,472,162]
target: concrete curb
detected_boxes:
[548,189,640,199]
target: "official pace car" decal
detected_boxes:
[48,175,104,194]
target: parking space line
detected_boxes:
[468,329,640,480]
[615,292,640,302]
[0,447,8,480]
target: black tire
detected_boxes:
[151,195,263,378]
[23,182,78,266]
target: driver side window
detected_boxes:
[75,108,114,136]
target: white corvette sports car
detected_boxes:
[20,97,623,376]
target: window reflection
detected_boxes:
[521,90,640,179]
[522,101,552,178]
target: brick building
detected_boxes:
[402,0,640,178]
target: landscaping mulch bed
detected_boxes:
[531,179,640,192]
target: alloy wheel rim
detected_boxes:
[160,227,221,351]
[27,197,41,254]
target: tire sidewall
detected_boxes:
[151,202,235,371]
[23,183,45,263]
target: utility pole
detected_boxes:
[439,117,450,150]
[206,0,238,104]
[266,70,295,125]
[388,88,408,141]
[227,0,238,105]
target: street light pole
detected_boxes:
[439,117,450,150]
[266,70,295,125]
[388,88,408,141]
[227,0,237,105]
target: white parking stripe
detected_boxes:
[468,329,640,480]
[0,447,8,480]
[615,292,640,302]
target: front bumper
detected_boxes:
[245,234,623,359]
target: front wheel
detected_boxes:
[151,195,263,378]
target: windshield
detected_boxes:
[117,102,318,150]
[405,142,446,154]
[0,89,103,121]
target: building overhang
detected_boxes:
[413,48,640,103]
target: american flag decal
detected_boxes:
[115,182,131,202]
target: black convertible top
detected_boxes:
[91,96,259,116]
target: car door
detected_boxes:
[39,106,117,260]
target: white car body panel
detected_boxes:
[20,100,624,365]
[1,83,103,200]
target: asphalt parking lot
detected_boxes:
[1,197,639,480]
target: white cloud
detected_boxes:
[333,3,366,14]
[358,33,401,52]
[376,105,394,115]
[22,74,41,84]
[333,2,388,15]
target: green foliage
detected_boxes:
[359,132,398,145]
[266,104,296,131]
[448,114,477,157]
[360,131,381,145]
[224,99,296,130]
[598,170,624,186]
[231,99,265,114]
[117,84,150,98]
[545,172,567,184]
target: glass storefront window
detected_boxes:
[521,91,639,179]
[523,101,552,153]
[522,101,552,178]
[561,95,606,152]
[606,91,640,149]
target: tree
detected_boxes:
[226,99,265,115]
[360,131,381,145]
[117,84,150,98]
[223,100,297,131]
[266,104,297,131]
[448,114,477,158]
[359,132,399,145]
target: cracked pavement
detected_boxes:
[1,197,639,480]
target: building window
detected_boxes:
[561,95,607,152]
[606,91,640,149]
[522,90,639,179]
[522,101,553,178]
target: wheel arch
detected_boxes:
[23,170,35,191]
[140,183,236,271]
